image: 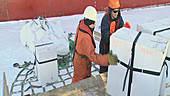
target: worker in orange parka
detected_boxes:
[99,0,131,73]
[72,6,118,83]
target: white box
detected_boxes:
[137,17,170,38]
[34,39,58,86]
[107,64,167,96]
[137,18,170,95]
[164,60,170,96]
[137,17,170,57]
[110,28,169,72]
[107,28,169,96]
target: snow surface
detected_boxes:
[1,5,170,96]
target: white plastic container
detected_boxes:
[107,28,169,96]
[34,39,58,86]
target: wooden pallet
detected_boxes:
[94,31,101,42]
[3,72,9,96]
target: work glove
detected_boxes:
[123,22,131,29]
[108,51,118,65]
[110,21,116,35]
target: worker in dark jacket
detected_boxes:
[72,6,118,83]
[99,0,131,73]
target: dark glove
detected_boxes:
[108,51,118,65]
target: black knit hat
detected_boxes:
[84,18,95,26]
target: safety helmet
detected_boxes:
[83,6,97,22]
[108,0,120,9]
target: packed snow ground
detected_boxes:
[1,5,170,96]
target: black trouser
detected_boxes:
[99,66,108,73]
[99,42,109,73]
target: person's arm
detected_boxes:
[82,35,109,66]
[101,15,111,44]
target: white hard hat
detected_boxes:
[83,6,97,21]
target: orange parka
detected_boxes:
[72,20,109,83]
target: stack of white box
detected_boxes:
[137,17,170,96]
[107,28,169,96]
[34,39,58,86]
[137,17,170,55]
